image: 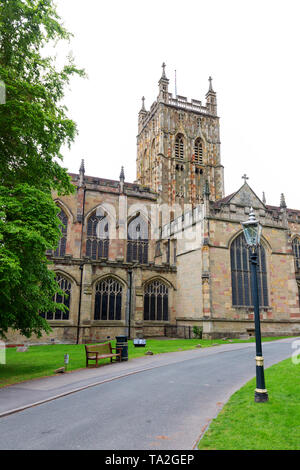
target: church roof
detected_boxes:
[68,172,158,201]
[214,183,300,218]
[214,191,237,207]
[265,204,300,216]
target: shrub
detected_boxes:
[193,326,203,339]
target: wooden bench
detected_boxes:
[85,342,122,368]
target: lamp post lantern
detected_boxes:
[242,208,269,403]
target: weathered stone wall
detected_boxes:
[175,249,203,320]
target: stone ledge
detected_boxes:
[90,321,126,327]
[46,321,73,327]
[201,317,300,324]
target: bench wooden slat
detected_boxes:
[85,342,122,367]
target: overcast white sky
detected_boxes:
[54,0,300,209]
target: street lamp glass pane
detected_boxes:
[243,222,262,247]
[243,225,257,246]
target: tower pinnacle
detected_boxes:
[206,76,217,115]
[119,166,125,194]
[79,159,85,187]
[79,159,85,174]
[280,193,287,209]
[158,62,169,103]
[120,166,125,182]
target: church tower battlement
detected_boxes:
[136,64,225,207]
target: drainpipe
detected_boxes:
[76,264,84,344]
[128,269,133,340]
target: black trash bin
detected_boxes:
[116,335,128,361]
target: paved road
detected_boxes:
[0,338,297,450]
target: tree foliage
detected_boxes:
[0,184,62,337]
[0,0,85,338]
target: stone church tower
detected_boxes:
[136,63,225,208]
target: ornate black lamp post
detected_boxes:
[242,208,269,403]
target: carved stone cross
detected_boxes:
[242,174,249,184]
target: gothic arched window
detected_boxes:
[54,208,68,257]
[86,209,109,260]
[144,280,169,321]
[127,215,148,264]
[194,138,203,164]
[230,233,269,307]
[41,274,71,320]
[292,237,300,271]
[94,277,122,321]
[175,134,184,160]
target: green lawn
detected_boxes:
[0,336,288,388]
[198,357,300,450]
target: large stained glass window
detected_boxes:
[231,233,268,307]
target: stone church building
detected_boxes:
[9,65,300,343]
